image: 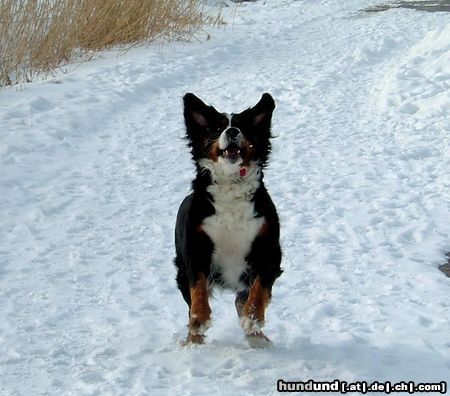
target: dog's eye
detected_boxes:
[206,127,222,134]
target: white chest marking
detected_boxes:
[201,164,264,290]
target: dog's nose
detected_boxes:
[226,128,240,141]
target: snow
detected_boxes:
[1,0,449,395]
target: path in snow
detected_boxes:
[1,1,449,395]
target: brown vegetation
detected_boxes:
[0,0,222,87]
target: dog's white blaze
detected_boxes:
[219,113,243,150]
[200,159,264,290]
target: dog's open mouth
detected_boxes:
[222,143,241,162]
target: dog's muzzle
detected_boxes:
[219,127,243,163]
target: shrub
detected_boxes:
[0,0,222,86]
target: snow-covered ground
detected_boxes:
[1,0,449,394]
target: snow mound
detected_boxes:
[354,36,402,64]
[379,23,450,118]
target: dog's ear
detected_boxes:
[238,93,275,129]
[183,93,218,129]
[250,93,275,127]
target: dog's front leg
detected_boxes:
[239,277,273,347]
[240,276,270,333]
[187,273,211,344]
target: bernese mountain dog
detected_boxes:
[174,93,282,348]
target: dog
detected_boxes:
[174,93,282,348]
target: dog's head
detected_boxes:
[183,93,275,179]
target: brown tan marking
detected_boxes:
[187,273,211,344]
[206,139,221,162]
[242,276,271,325]
[258,221,269,237]
[196,223,204,233]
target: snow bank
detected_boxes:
[379,23,450,119]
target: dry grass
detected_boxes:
[0,0,222,87]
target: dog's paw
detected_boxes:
[183,332,206,346]
[246,331,273,349]
[240,315,264,334]
[189,318,212,336]
[183,316,212,346]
